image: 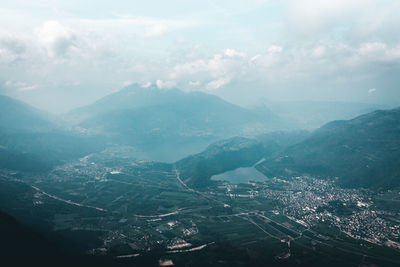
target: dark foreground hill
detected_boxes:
[0,210,159,267]
[256,107,400,189]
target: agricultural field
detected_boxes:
[1,150,400,266]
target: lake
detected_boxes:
[211,166,267,184]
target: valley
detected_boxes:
[1,89,400,266]
[1,144,400,266]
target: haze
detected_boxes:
[0,0,400,113]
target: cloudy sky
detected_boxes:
[1,0,400,113]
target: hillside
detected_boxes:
[0,95,103,172]
[67,85,283,162]
[176,131,309,187]
[0,210,152,267]
[264,100,387,129]
[0,95,53,133]
[256,108,400,189]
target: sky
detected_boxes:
[0,0,400,113]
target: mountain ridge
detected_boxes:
[255,107,400,189]
[65,84,283,161]
[0,94,54,133]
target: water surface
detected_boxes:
[211,166,267,184]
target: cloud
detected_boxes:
[0,2,400,111]
[206,77,231,90]
[0,48,17,63]
[4,80,37,91]
[247,45,284,70]
[166,41,400,94]
[122,81,133,87]
[141,81,152,88]
[0,33,26,54]
[172,54,234,78]
[4,15,196,61]
[250,53,281,69]
[36,21,76,57]
[311,45,326,58]
[347,42,400,65]
[0,32,29,63]
[156,79,176,89]
[267,45,283,53]
[18,85,37,91]
[189,80,200,87]
[286,0,368,33]
[359,42,387,55]
[368,88,377,93]
[5,80,25,88]
[169,50,248,90]
[68,15,197,40]
[225,48,246,58]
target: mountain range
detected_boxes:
[65,84,283,161]
[262,100,387,129]
[176,106,400,189]
[0,95,103,171]
[255,107,400,189]
[1,87,399,189]
[176,131,309,187]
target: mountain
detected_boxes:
[263,100,387,129]
[176,131,309,187]
[0,95,103,172]
[256,107,400,189]
[67,84,283,162]
[0,95,53,133]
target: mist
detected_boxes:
[1,0,400,113]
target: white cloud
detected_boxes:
[286,0,368,33]
[36,21,76,57]
[267,45,283,54]
[206,77,231,90]
[171,57,218,79]
[359,42,387,55]
[355,42,400,63]
[18,85,37,91]
[189,80,200,86]
[311,45,326,58]
[0,2,399,110]
[5,80,26,88]
[368,88,377,93]
[250,52,282,68]
[68,15,197,40]
[4,80,12,87]
[0,32,29,63]
[4,80,37,91]
[122,81,133,87]
[156,79,176,89]
[0,48,15,63]
[168,50,250,91]
[225,48,246,58]
[141,81,152,88]
[0,33,26,54]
